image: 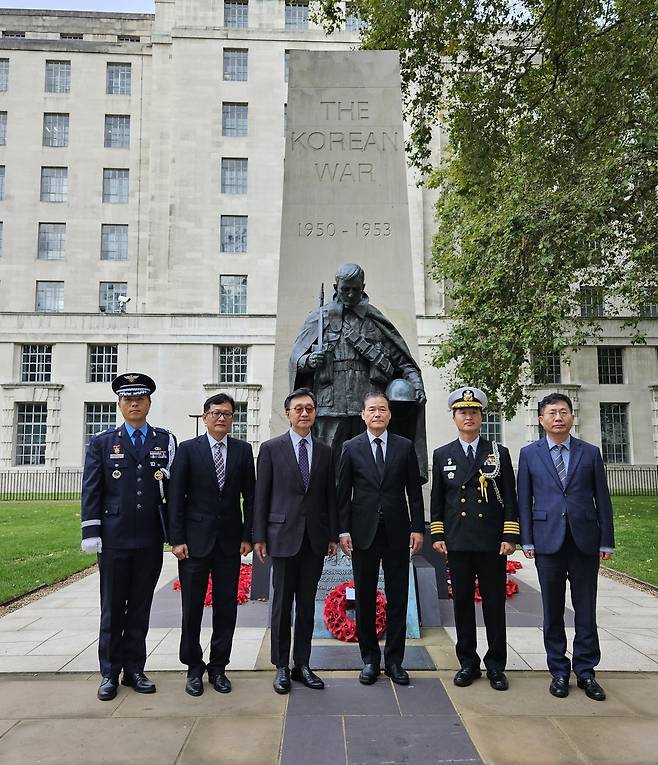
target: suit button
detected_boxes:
[461,511,466,517]
[478,513,483,518]
[461,485,466,489]
[137,491,142,496]
[477,499,482,504]
[137,477,142,482]
[460,498,466,503]
[137,464,143,470]
[137,504,142,509]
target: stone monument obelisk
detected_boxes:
[271,50,420,435]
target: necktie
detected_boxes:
[467,444,475,467]
[552,444,567,487]
[298,438,310,490]
[133,429,143,452]
[213,442,225,492]
[374,437,385,481]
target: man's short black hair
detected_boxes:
[203,393,236,413]
[538,393,573,416]
[362,390,390,409]
[285,387,317,411]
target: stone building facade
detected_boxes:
[0,2,656,472]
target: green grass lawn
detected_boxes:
[605,495,658,586]
[0,501,92,605]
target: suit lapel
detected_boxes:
[223,436,238,492]
[199,435,220,495]
[142,425,155,460]
[473,437,490,477]
[537,438,564,490]
[449,439,470,480]
[360,431,381,485]
[283,433,306,493]
[119,425,140,461]
[564,437,583,489]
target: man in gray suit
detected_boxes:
[253,388,338,694]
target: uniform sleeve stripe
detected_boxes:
[81,519,101,528]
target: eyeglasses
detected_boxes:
[289,405,316,414]
[205,410,233,420]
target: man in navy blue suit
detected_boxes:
[518,393,615,701]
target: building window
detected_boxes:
[224,0,248,28]
[345,4,366,31]
[597,347,623,384]
[0,59,8,91]
[285,0,309,29]
[36,281,64,312]
[0,112,6,145]
[222,103,248,137]
[45,60,71,93]
[3,31,25,38]
[102,168,129,203]
[0,166,5,200]
[38,223,66,260]
[218,346,248,383]
[101,224,128,261]
[60,33,83,40]
[221,158,248,194]
[99,282,128,313]
[232,401,248,440]
[21,344,52,383]
[534,351,561,384]
[104,114,130,148]
[16,403,47,465]
[88,344,118,382]
[220,275,247,314]
[220,215,248,252]
[640,299,658,318]
[117,35,140,43]
[42,113,69,147]
[40,167,68,202]
[223,48,248,81]
[106,62,131,95]
[480,411,501,442]
[84,403,117,448]
[600,403,629,463]
[580,286,605,318]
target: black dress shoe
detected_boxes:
[358,663,380,685]
[97,676,118,701]
[486,670,509,691]
[208,673,232,694]
[291,665,324,689]
[453,667,482,687]
[577,676,606,701]
[385,664,410,685]
[121,671,156,694]
[273,666,291,694]
[549,675,570,698]
[185,676,204,697]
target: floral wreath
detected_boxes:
[323,580,387,642]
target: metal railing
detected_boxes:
[604,466,658,496]
[0,468,83,500]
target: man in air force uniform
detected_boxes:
[81,372,176,701]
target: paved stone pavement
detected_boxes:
[0,551,656,674]
[1,670,657,764]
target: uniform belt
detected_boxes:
[332,359,368,372]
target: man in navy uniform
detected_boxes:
[430,387,519,691]
[81,373,176,701]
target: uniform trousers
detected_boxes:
[448,550,507,673]
[98,546,163,678]
[352,523,409,669]
[178,545,241,678]
[270,530,324,668]
[534,525,600,678]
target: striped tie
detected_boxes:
[213,442,225,492]
[552,444,567,487]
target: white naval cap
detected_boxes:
[448,386,488,410]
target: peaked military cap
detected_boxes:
[111,372,156,398]
[448,386,488,410]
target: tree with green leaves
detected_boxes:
[317,0,658,417]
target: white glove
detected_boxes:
[81,537,102,554]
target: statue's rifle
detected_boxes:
[314,283,324,353]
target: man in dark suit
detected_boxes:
[518,393,615,701]
[253,388,338,694]
[81,372,176,701]
[337,392,425,686]
[430,387,519,692]
[168,393,255,696]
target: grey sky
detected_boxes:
[0,1,155,11]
